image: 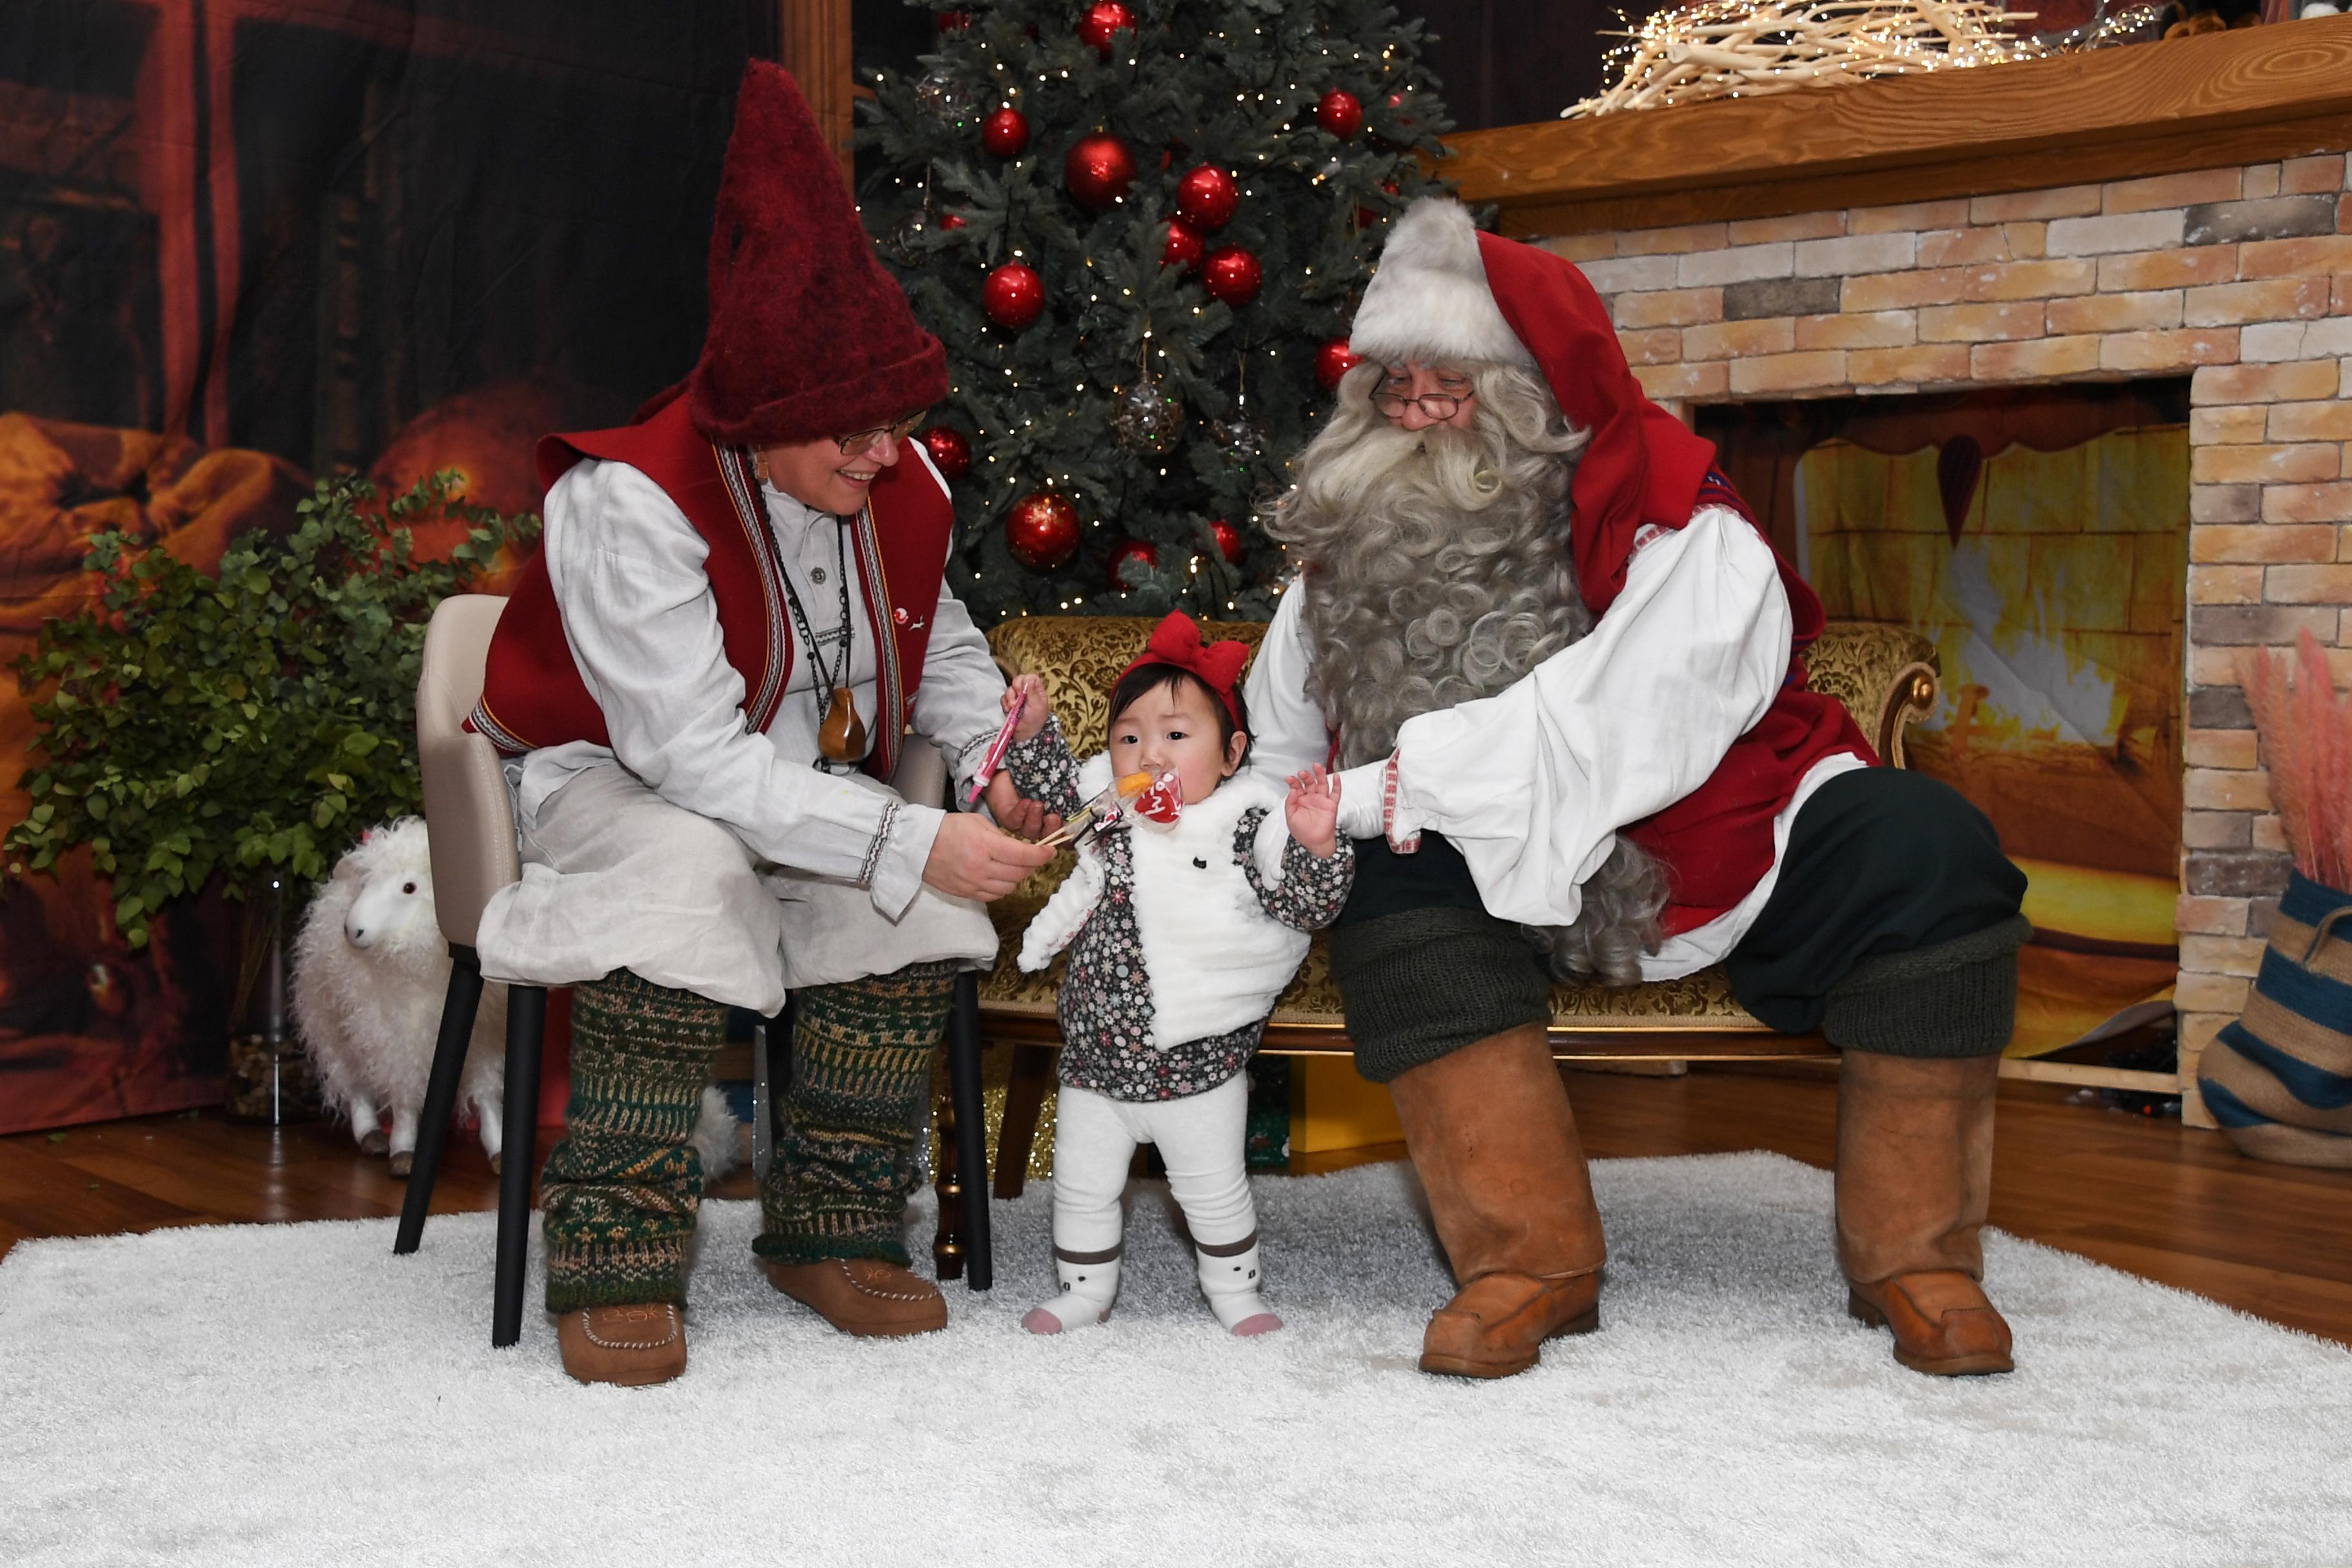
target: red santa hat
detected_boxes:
[674,61,948,447]
[1348,197,1729,621]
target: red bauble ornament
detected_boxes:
[1315,337,1364,391]
[982,262,1045,329]
[1063,132,1137,210]
[1077,1,1135,57]
[939,212,967,230]
[917,425,972,482]
[1210,518,1244,565]
[1160,219,1203,270]
[981,106,1030,157]
[1108,536,1160,587]
[1315,89,1364,139]
[934,10,971,30]
[1174,164,1240,230]
[1007,491,1081,571]
[1200,246,1261,307]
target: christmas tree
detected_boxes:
[858,0,1453,625]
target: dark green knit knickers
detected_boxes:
[1329,768,2031,1078]
[540,968,729,1313]
[754,959,957,1267]
[1724,769,2029,1058]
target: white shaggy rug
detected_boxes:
[5,1153,2349,1568]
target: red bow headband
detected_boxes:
[1117,611,1249,728]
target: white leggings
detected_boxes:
[1050,1075,1256,1256]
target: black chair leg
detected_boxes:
[945,970,992,1291]
[491,984,548,1348]
[394,947,486,1256]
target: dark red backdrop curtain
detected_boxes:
[0,0,773,1132]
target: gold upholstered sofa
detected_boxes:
[941,614,1938,1209]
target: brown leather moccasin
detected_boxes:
[1847,1269,2014,1377]
[763,1257,948,1337]
[555,1302,688,1387]
[1419,1269,1602,1380]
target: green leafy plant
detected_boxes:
[6,471,538,947]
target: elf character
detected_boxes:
[999,612,1355,1337]
[1246,197,2030,1381]
[467,62,1056,1387]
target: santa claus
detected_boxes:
[1246,199,2030,1381]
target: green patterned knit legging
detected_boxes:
[540,969,730,1313]
[755,960,956,1268]
[539,963,956,1311]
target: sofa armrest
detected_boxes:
[1805,620,1940,770]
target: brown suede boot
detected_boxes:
[1836,1050,2014,1377]
[762,1258,948,1337]
[1388,1025,1605,1378]
[554,1302,688,1387]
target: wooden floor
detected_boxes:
[6,1064,2349,1347]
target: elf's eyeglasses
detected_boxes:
[1369,375,1473,422]
[835,411,929,456]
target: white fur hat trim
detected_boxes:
[1349,197,1533,369]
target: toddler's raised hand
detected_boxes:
[1285,766,1340,859]
[1003,673,1052,741]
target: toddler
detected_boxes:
[999,611,1355,1336]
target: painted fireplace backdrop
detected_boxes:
[1706,386,2189,1057]
[0,1,774,1132]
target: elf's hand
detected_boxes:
[1002,674,1051,742]
[1285,767,1340,859]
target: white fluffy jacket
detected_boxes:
[1019,755,1308,1050]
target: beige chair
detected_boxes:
[393,595,1000,1347]
[393,596,547,1348]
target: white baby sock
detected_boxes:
[1195,1235,1280,1337]
[1023,1250,1121,1335]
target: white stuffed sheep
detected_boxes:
[292,818,739,1182]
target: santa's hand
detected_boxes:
[924,812,1055,901]
[984,769,1063,842]
[1002,673,1051,742]
[1332,759,1389,840]
[1284,767,1340,859]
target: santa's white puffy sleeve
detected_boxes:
[1245,505,1792,930]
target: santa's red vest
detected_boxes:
[470,393,954,784]
[1618,473,1874,936]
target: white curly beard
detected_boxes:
[1266,361,1666,986]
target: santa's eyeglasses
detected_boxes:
[835,411,929,456]
[1369,376,1473,421]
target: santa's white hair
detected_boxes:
[1264,358,1665,986]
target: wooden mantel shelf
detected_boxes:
[1442,14,2352,236]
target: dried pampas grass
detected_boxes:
[2237,631,2352,892]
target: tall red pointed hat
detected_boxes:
[679,60,947,446]
[1349,197,1819,638]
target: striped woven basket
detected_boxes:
[2198,871,2352,1168]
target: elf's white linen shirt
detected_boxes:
[511,446,1006,917]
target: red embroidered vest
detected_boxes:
[1619,474,1874,936]
[471,393,954,784]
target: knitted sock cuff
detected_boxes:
[1824,914,2030,1059]
[544,1237,690,1313]
[1330,906,1551,1084]
[750,1222,913,1268]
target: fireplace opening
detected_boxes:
[1698,382,2191,1068]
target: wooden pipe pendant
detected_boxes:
[819,685,867,763]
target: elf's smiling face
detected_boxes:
[1108,674,1246,807]
[760,424,910,516]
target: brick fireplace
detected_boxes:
[1446,19,2352,1121]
